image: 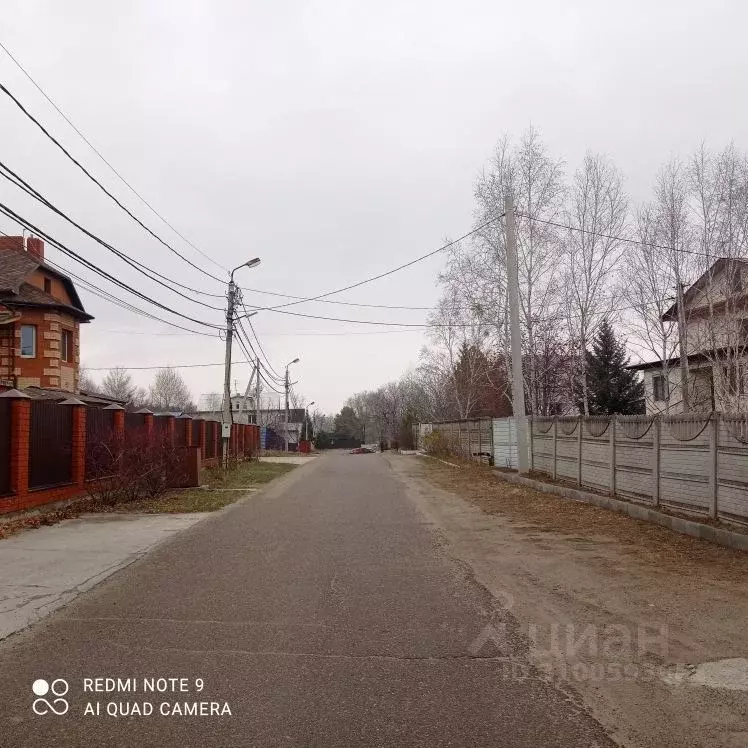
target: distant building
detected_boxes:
[0,236,93,391]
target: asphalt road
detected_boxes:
[0,452,613,747]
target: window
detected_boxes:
[729,270,743,295]
[61,330,72,362]
[653,373,669,402]
[723,364,747,396]
[20,325,36,358]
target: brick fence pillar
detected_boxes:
[197,420,206,459]
[60,396,87,489]
[184,417,193,448]
[143,412,154,438]
[3,391,31,509]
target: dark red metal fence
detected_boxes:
[154,415,170,437]
[85,407,116,479]
[29,400,73,490]
[125,412,146,445]
[205,421,218,458]
[0,399,10,496]
[175,417,188,447]
[189,419,201,447]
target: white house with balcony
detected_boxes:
[629,257,748,414]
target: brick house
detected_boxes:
[0,236,92,391]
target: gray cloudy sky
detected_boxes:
[3,0,747,413]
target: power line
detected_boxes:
[0,161,226,310]
[85,360,253,371]
[0,202,224,330]
[0,39,228,274]
[240,285,438,311]
[256,214,506,312]
[0,80,228,284]
[233,327,284,394]
[43,258,219,337]
[518,213,723,260]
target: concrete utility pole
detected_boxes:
[284,357,299,452]
[255,356,261,460]
[222,278,236,469]
[504,195,529,474]
[223,258,261,469]
[676,279,690,411]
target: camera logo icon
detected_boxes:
[32,678,69,716]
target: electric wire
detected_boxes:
[0,80,227,283]
[0,38,228,274]
[0,162,226,310]
[0,202,224,330]
[257,214,506,311]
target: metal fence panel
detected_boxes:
[85,407,116,479]
[29,400,73,490]
[175,418,188,447]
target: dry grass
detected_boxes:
[416,456,748,575]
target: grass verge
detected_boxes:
[414,455,748,572]
[112,461,297,513]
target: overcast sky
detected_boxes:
[3,1,747,413]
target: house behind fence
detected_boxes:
[417,412,748,523]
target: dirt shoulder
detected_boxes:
[388,453,748,748]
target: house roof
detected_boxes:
[0,243,92,322]
[662,257,748,322]
[627,347,736,371]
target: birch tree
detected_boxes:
[561,152,628,414]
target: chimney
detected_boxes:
[0,236,25,253]
[26,237,44,262]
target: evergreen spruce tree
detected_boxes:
[585,319,644,414]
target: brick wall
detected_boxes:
[0,311,80,390]
[0,398,239,515]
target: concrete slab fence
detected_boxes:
[417,413,748,522]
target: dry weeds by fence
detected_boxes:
[85,431,189,507]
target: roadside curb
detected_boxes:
[492,470,748,551]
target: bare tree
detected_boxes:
[621,206,680,412]
[78,367,100,395]
[561,152,628,414]
[148,368,195,412]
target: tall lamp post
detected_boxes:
[223,258,261,468]
[284,357,299,452]
[304,401,315,441]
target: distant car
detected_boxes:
[349,447,374,454]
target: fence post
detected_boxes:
[140,410,154,439]
[489,418,495,466]
[652,416,661,507]
[529,416,534,473]
[60,397,87,489]
[2,390,31,508]
[478,419,483,460]
[609,415,616,496]
[577,416,583,487]
[197,420,207,459]
[709,412,720,520]
[552,417,558,480]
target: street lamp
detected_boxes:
[304,401,315,441]
[284,358,300,452]
[223,258,261,468]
